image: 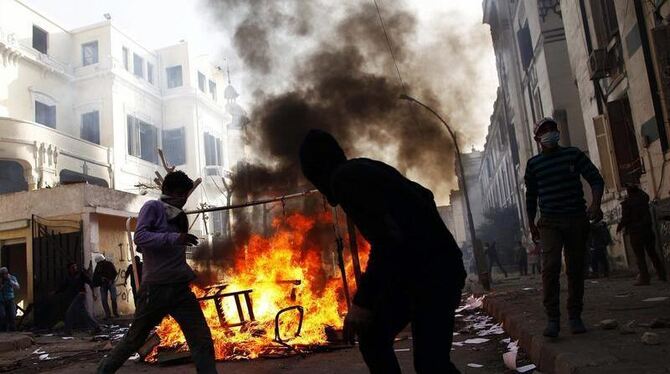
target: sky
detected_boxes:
[23,0,498,150]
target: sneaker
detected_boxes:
[543,320,560,338]
[569,318,587,334]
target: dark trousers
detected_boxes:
[538,215,589,320]
[97,282,217,374]
[488,256,507,277]
[358,288,462,374]
[65,293,99,333]
[590,247,609,276]
[629,229,667,281]
[100,281,119,318]
[518,259,528,276]
[0,300,16,331]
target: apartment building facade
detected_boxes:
[561,0,670,269]
[0,0,246,321]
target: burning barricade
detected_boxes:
[142,211,369,363]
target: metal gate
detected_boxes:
[32,215,83,328]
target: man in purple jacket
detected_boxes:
[97,171,217,374]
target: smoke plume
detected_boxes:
[203,0,496,205]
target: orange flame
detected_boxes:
[150,211,370,361]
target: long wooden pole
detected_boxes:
[346,215,362,285]
[125,217,140,291]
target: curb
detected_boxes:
[483,296,580,374]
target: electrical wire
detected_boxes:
[372,0,407,93]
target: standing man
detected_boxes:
[616,184,667,285]
[300,129,466,374]
[525,117,605,338]
[0,267,19,331]
[55,263,100,335]
[515,241,528,276]
[485,241,508,278]
[97,171,217,374]
[93,255,119,319]
[124,255,143,307]
[589,221,611,278]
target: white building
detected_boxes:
[0,0,247,322]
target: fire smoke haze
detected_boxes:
[203,0,497,204]
[24,0,498,204]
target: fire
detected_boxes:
[149,211,370,361]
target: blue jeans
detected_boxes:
[0,300,16,331]
[100,281,118,318]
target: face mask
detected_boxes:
[540,131,560,147]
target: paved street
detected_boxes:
[481,272,670,373]
[0,291,533,374]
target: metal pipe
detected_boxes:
[183,189,319,215]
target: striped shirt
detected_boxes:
[524,147,604,219]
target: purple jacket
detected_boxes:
[134,200,195,286]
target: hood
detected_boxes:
[299,129,347,205]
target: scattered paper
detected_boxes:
[517,364,536,373]
[38,354,54,361]
[32,348,46,355]
[464,338,489,344]
[42,334,54,337]
[501,337,511,344]
[394,348,410,352]
[453,332,460,336]
[452,341,464,347]
[643,297,669,302]
[455,295,485,313]
[129,353,141,361]
[454,314,464,318]
[522,287,534,291]
[62,337,74,340]
[467,363,484,368]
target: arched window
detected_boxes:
[0,161,29,194]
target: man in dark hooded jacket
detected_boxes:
[300,129,466,374]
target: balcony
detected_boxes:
[0,117,111,188]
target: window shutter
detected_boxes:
[593,115,617,191]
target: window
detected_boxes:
[204,132,222,166]
[517,22,533,70]
[122,47,129,70]
[59,169,108,188]
[198,71,206,92]
[82,41,99,66]
[147,62,154,84]
[209,80,217,101]
[81,111,100,144]
[162,128,186,165]
[32,25,48,54]
[127,115,158,163]
[133,53,144,78]
[35,101,56,128]
[166,65,183,88]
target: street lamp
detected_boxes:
[399,94,490,290]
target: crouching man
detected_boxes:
[300,130,466,374]
[97,171,217,374]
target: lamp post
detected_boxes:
[399,94,490,290]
